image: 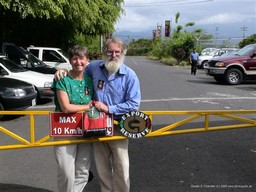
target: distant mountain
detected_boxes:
[114,23,254,44]
[114,30,152,42]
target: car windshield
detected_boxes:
[201,48,218,55]
[20,47,47,67]
[220,50,239,57]
[235,44,256,56]
[209,50,219,56]
[25,53,47,67]
[0,57,27,72]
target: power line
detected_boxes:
[125,0,213,7]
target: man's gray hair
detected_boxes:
[103,36,126,54]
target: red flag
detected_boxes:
[165,20,170,37]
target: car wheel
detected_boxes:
[0,102,4,120]
[213,75,224,83]
[201,61,208,69]
[224,68,243,85]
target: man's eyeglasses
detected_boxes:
[106,50,122,55]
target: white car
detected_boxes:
[201,48,218,56]
[27,46,71,70]
[198,49,220,69]
[0,56,54,102]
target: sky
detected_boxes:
[114,0,256,39]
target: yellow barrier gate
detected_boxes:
[0,110,256,150]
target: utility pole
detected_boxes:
[100,35,103,52]
[240,26,248,38]
[215,27,219,47]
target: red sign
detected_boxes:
[83,112,114,137]
[50,112,84,137]
[165,20,170,37]
[157,25,162,37]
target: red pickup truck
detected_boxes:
[205,44,256,85]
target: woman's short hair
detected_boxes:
[68,45,89,60]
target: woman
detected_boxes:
[51,45,93,192]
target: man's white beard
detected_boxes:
[104,56,124,75]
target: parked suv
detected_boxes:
[205,44,256,85]
[0,42,57,74]
[27,46,71,70]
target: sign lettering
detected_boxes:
[50,112,83,137]
[119,111,151,139]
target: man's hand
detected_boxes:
[55,69,68,80]
[94,101,109,113]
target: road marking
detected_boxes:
[141,97,256,102]
[131,58,138,66]
[29,97,256,109]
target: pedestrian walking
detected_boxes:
[189,48,199,75]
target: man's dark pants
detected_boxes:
[191,60,197,75]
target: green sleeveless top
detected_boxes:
[51,74,93,112]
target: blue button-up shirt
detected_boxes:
[85,60,141,120]
[190,52,199,61]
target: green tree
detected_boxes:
[170,32,195,64]
[0,0,65,18]
[126,39,153,56]
[151,37,164,58]
[0,0,124,50]
[239,34,256,48]
[169,12,196,64]
[150,12,213,65]
[191,29,213,52]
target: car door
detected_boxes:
[244,52,256,71]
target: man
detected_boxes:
[189,48,199,75]
[56,37,141,192]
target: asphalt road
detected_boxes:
[0,56,255,192]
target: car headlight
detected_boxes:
[44,81,53,88]
[215,62,225,67]
[14,89,26,97]
[5,88,26,97]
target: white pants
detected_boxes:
[93,139,130,192]
[54,142,91,192]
